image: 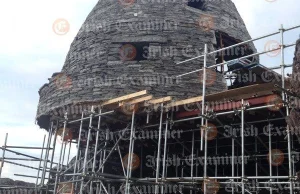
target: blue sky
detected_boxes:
[0,0,299,183]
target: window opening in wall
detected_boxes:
[187,0,206,10]
[215,31,254,72]
[120,42,149,61]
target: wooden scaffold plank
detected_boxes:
[119,95,153,106]
[166,96,203,108]
[147,96,172,105]
[101,90,148,106]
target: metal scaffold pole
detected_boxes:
[200,44,208,151]
[232,128,235,194]
[241,99,245,194]
[161,112,169,194]
[268,122,273,194]
[255,135,258,194]
[125,109,136,194]
[36,135,46,188]
[66,141,72,164]
[53,113,68,193]
[73,112,84,192]
[0,133,8,178]
[46,121,59,194]
[80,106,94,193]
[279,23,294,194]
[155,103,164,194]
[40,121,54,193]
[190,126,195,186]
[90,109,102,193]
[99,126,109,194]
[280,24,286,101]
[61,141,67,170]
[286,87,294,194]
[203,119,208,194]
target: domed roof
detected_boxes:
[36,0,256,128]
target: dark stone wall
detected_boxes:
[0,178,36,193]
[36,0,256,127]
[286,39,300,130]
[290,39,300,95]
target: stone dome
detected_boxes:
[36,0,256,128]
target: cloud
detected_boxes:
[0,0,96,183]
[232,0,300,72]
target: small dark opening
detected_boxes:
[215,31,254,69]
[187,0,206,10]
[215,31,257,89]
[120,42,149,61]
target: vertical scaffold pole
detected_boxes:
[40,122,54,194]
[162,113,169,194]
[215,138,218,177]
[66,141,72,164]
[61,141,67,170]
[286,91,293,194]
[90,109,102,194]
[204,119,208,194]
[46,121,59,194]
[73,112,84,192]
[255,134,258,194]
[99,127,109,194]
[118,143,126,177]
[191,130,195,194]
[191,129,195,179]
[268,122,273,194]
[232,128,235,194]
[125,109,136,194]
[280,24,285,101]
[36,135,46,188]
[155,103,164,194]
[98,149,103,194]
[280,23,294,194]
[129,130,135,181]
[241,99,245,194]
[54,113,68,193]
[201,44,208,151]
[80,106,94,193]
[0,133,8,178]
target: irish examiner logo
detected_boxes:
[53,18,70,36]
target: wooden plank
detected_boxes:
[119,95,153,106]
[165,83,280,109]
[148,96,172,105]
[166,96,203,108]
[101,90,147,106]
[58,182,74,194]
[205,83,275,102]
[212,81,290,102]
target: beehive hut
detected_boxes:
[36,0,256,128]
[32,1,300,194]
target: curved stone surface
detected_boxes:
[37,0,256,128]
[286,39,300,131]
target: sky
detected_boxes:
[0,0,300,183]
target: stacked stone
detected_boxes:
[286,39,300,130]
[36,0,256,128]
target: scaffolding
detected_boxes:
[1,24,300,194]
